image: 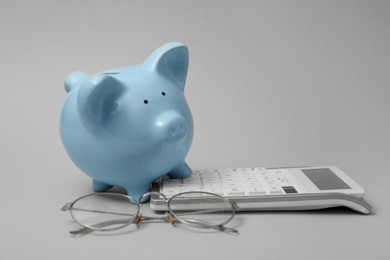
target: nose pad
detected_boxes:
[155,112,188,141]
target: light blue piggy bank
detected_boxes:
[60,42,194,199]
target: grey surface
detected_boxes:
[1,0,389,259]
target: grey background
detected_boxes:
[1,0,389,259]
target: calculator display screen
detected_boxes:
[301,168,351,190]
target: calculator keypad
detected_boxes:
[161,168,298,197]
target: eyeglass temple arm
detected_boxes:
[68,217,238,235]
[62,203,136,217]
[176,218,238,234]
[69,218,133,235]
[67,215,174,235]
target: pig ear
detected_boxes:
[77,74,124,130]
[143,42,189,91]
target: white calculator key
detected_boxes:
[238,172,257,178]
[179,186,202,192]
[203,182,222,188]
[175,191,205,198]
[218,168,236,173]
[222,182,242,188]
[239,176,259,183]
[242,181,262,187]
[162,187,181,197]
[256,170,269,177]
[220,177,239,183]
[264,185,284,195]
[218,171,237,178]
[224,186,245,196]
[182,182,201,188]
[245,186,266,195]
[182,178,201,184]
[164,182,200,189]
[262,180,278,187]
[165,184,201,193]
[202,177,220,183]
[203,187,224,195]
[200,173,218,178]
[259,175,273,182]
[183,175,200,180]
[162,183,181,189]
[164,179,181,184]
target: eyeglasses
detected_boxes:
[61,191,239,235]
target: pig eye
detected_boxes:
[144,100,149,104]
[161,92,166,96]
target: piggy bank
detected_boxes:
[60,42,194,199]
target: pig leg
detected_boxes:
[125,184,150,201]
[167,161,192,179]
[93,179,113,192]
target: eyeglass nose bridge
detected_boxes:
[134,192,171,227]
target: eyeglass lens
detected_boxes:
[169,192,235,228]
[70,193,138,231]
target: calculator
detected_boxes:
[150,166,372,214]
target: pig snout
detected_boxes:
[155,111,188,141]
